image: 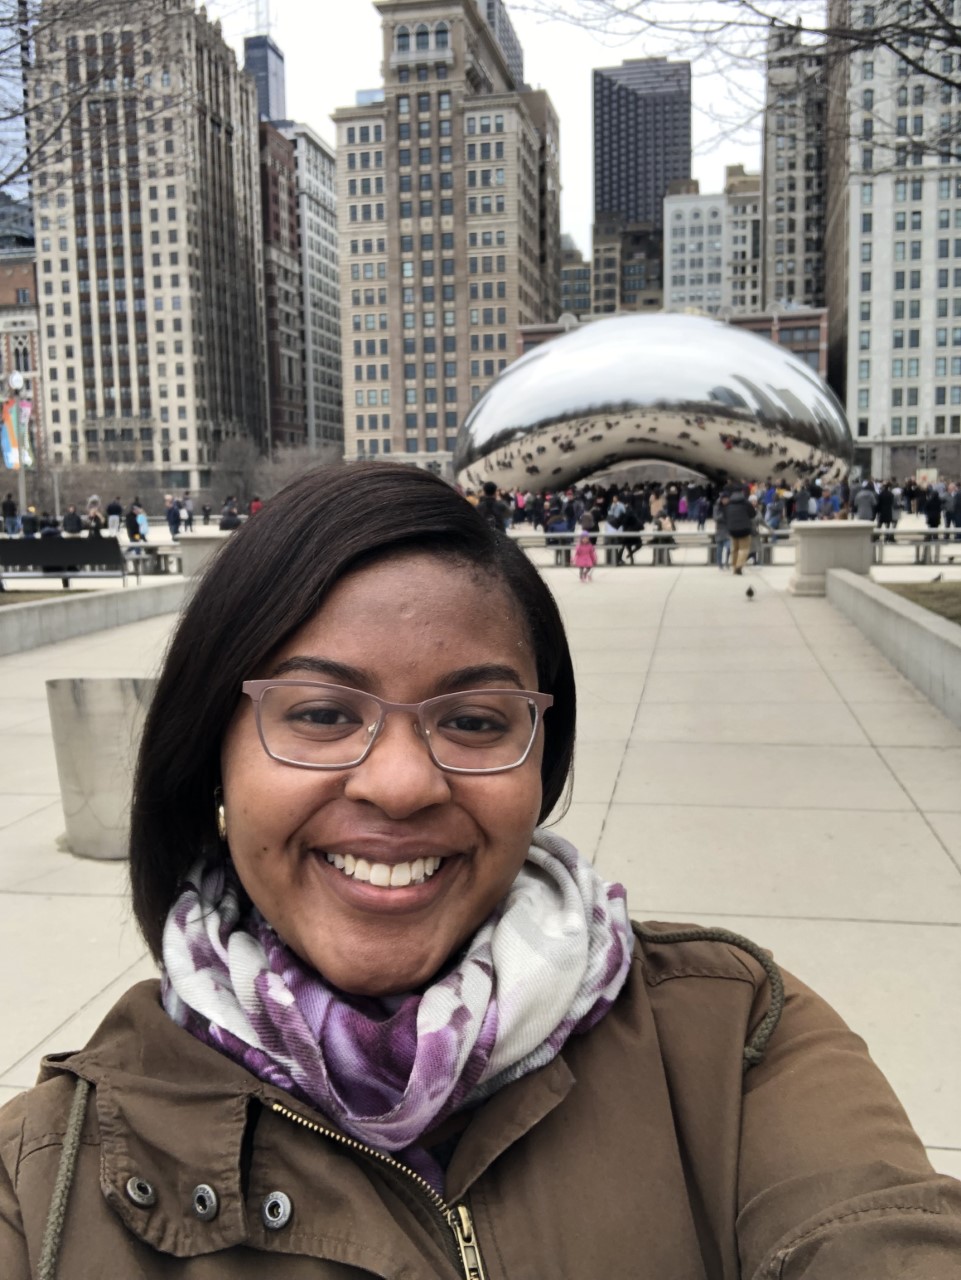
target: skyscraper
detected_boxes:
[30,0,267,486]
[332,0,560,471]
[277,123,343,452]
[761,28,827,309]
[258,122,304,448]
[832,2,961,476]
[593,58,691,229]
[244,35,287,123]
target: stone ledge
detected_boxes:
[0,579,188,657]
[827,569,961,729]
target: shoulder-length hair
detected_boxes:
[130,462,576,958]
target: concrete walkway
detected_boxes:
[1,565,958,1180]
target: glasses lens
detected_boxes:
[425,691,537,771]
[259,684,380,767]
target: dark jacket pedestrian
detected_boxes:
[725,489,755,538]
[924,488,943,529]
[876,485,895,524]
[61,507,83,535]
[475,483,509,532]
[125,507,142,542]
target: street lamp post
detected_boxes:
[7,371,26,520]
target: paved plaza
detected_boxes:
[0,563,959,1180]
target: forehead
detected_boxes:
[270,552,538,687]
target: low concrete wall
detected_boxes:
[827,569,961,729]
[0,579,188,657]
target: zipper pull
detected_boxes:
[449,1203,489,1280]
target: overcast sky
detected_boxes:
[209,0,762,252]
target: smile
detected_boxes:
[324,852,443,887]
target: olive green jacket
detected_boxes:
[2,924,959,1278]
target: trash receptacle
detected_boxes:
[46,677,156,860]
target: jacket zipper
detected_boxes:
[270,1101,488,1280]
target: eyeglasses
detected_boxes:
[241,680,554,775]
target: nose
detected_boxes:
[342,711,451,818]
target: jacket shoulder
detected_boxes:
[632,919,769,990]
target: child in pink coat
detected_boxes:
[573,533,597,583]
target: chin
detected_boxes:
[310,944,451,999]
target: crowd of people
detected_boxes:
[465,474,961,574]
[0,492,266,541]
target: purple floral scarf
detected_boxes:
[161,829,633,1172]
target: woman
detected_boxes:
[1,464,958,1278]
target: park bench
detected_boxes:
[0,536,128,589]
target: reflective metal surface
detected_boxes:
[455,314,853,491]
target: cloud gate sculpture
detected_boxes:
[454,314,854,492]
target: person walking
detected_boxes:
[1,492,17,535]
[726,487,754,576]
[105,497,123,536]
[853,483,877,521]
[182,494,195,532]
[945,482,961,541]
[714,493,732,570]
[573,533,597,583]
[476,481,509,532]
[876,482,897,542]
[164,495,181,539]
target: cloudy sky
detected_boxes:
[209,0,763,252]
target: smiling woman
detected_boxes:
[1,464,960,1279]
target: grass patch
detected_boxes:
[0,590,79,606]
[885,582,961,627]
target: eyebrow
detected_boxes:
[266,657,528,693]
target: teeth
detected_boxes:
[324,852,443,887]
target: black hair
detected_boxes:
[129,462,576,958]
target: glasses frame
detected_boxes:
[241,679,555,775]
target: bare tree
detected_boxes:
[516,0,961,160]
[0,0,252,198]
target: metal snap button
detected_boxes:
[191,1183,219,1222]
[125,1176,156,1207]
[261,1190,292,1230]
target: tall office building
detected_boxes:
[835,4,961,476]
[480,0,524,90]
[332,0,561,471]
[664,166,761,315]
[258,122,305,448]
[278,123,343,451]
[593,58,691,229]
[244,35,287,122]
[761,28,827,308]
[30,0,267,487]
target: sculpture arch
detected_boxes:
[455,314,853,492]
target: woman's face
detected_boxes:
[220,552,544,997]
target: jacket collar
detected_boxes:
[41,979,575,1256]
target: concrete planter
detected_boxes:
[827,569,961,729]
[46,677,157,859]
[177,529,235,578]
[788,521,875,597]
